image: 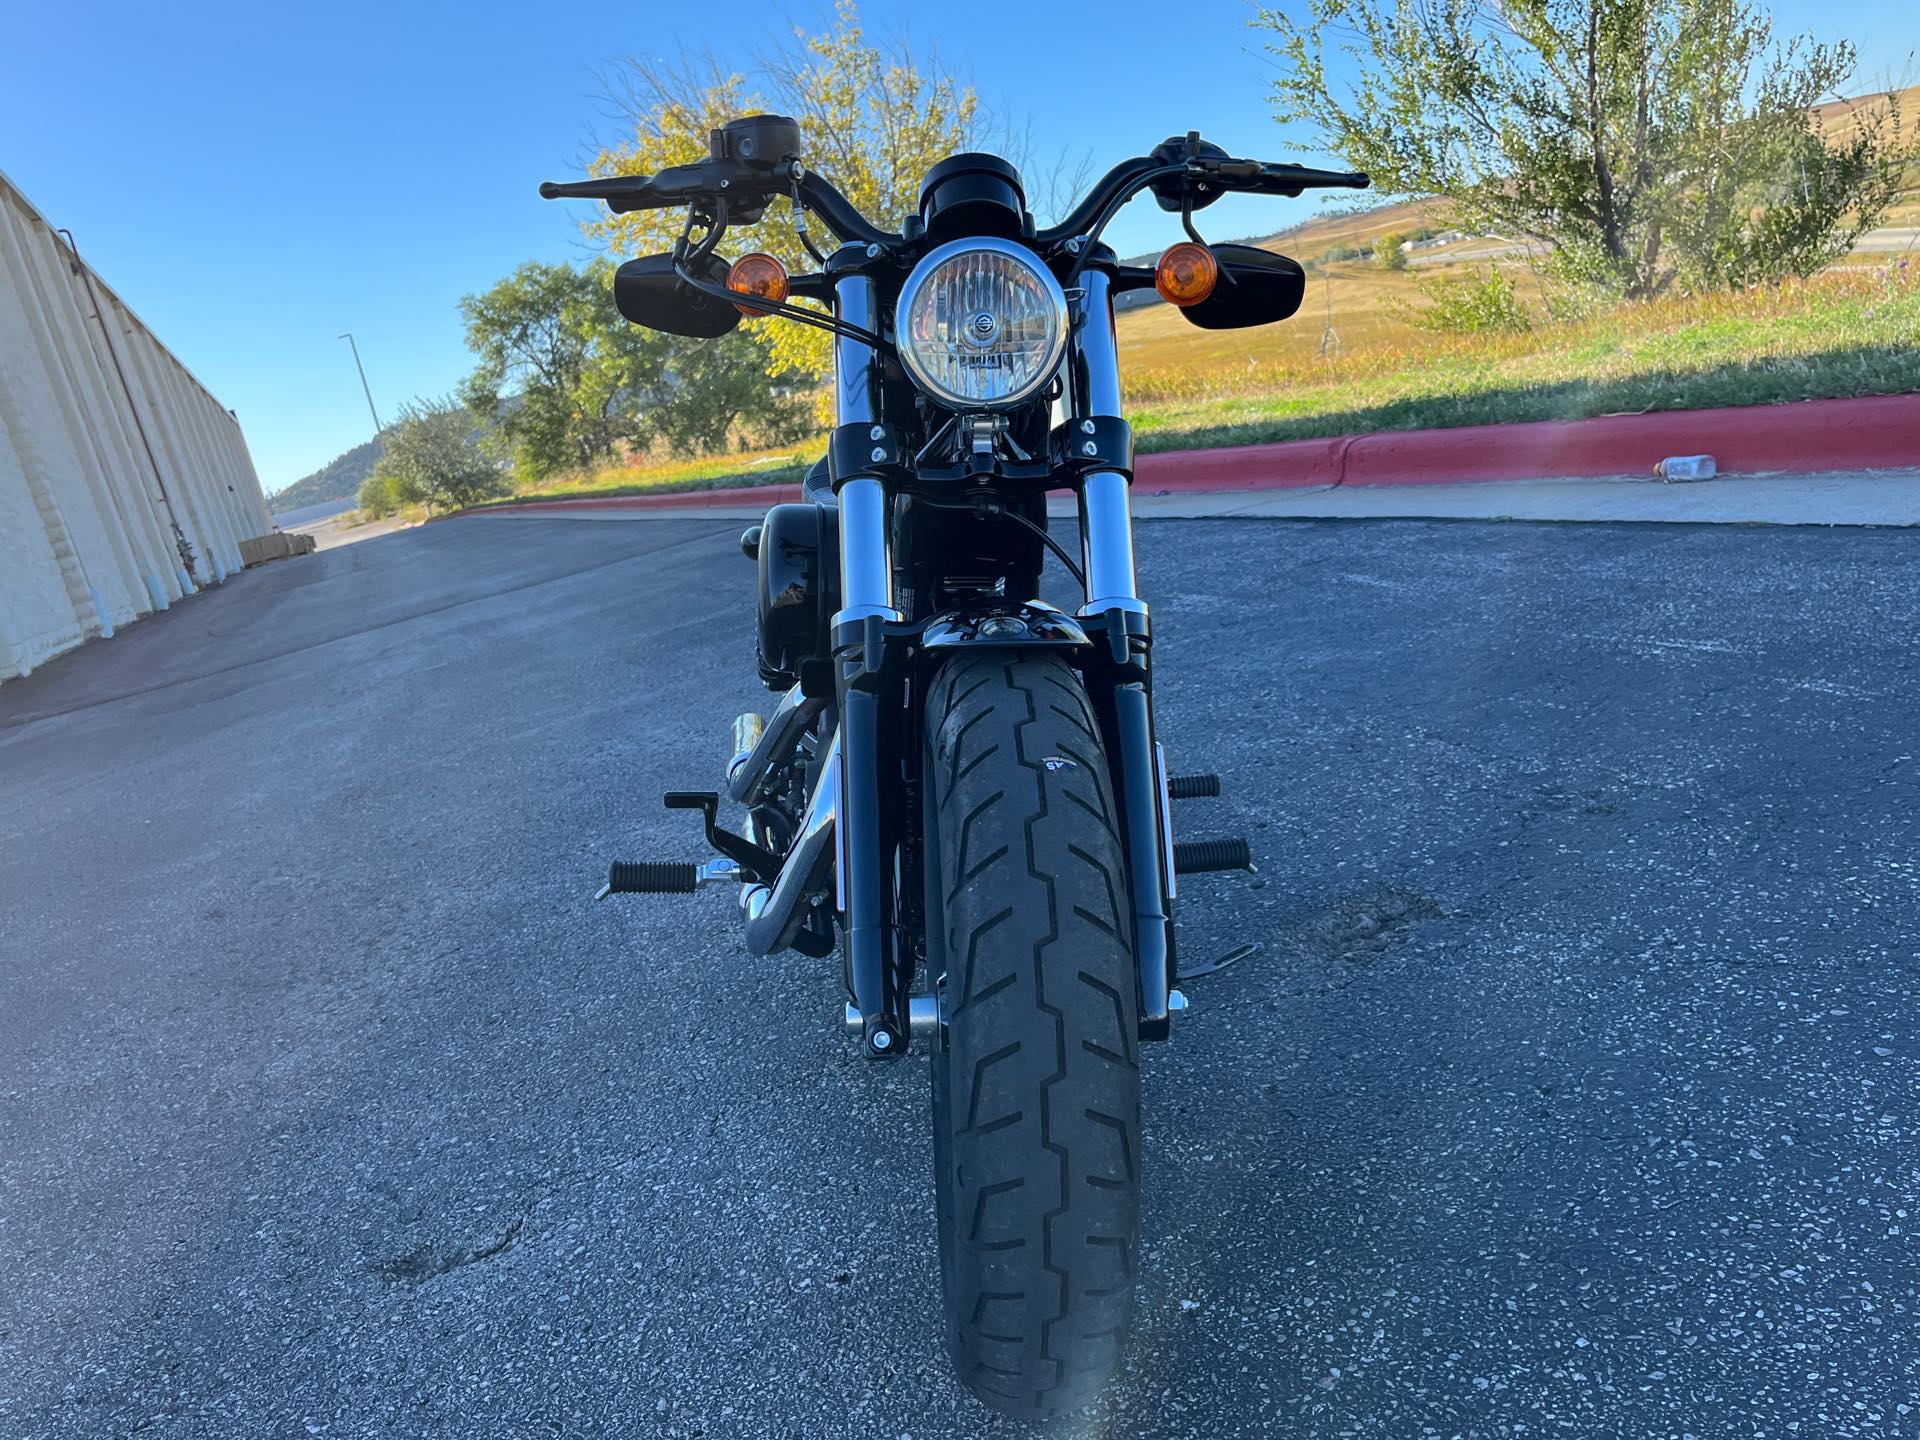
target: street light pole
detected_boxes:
[337,332,384,437]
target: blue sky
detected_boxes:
[6,1,1913,493]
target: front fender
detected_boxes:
[920,599,1090,651]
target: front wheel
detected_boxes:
[922,650,1142,1419]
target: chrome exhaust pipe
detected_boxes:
[727,711,766,783]
[740,729,840,955]
[727,684,826,806]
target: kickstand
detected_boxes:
[1176,942,1259,984]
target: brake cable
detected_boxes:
[1180,195,1237,289]
[1062,162,1188,287]
[670,197,888,349]
[789,177,829,266]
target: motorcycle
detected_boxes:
[542,117,1367,1418]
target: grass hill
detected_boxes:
[268,433,384,510]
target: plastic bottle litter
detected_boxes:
[1656,455,1717,482]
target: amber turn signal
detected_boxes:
[1154,242,1218,307]
[726,253,789,316]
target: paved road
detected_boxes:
[3,515,1916,1438]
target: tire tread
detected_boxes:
[924,650,1142,1420]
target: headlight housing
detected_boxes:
[895,238,1068,410]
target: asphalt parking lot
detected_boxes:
[3,513,1916,1438]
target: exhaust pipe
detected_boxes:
[728,684,825,805]
[728,711,766,781]
[740,729,840,955]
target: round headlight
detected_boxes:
[895,238,1068,410]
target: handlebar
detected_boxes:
[540,140,1368,253]
[1034,154,1368,246]
[539,162,894,246]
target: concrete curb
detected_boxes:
[447,392,1920,520]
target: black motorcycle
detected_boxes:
[543,118,1366,1418]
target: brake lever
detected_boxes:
[538,176,654,202]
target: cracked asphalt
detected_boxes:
[2,514,1916,1438]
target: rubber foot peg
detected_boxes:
[606,860,699,894]
[1173,837,1253,874]
[1167,772,1222,799]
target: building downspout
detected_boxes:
[57,228,197,584]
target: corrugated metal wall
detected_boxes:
[1,167,273,683]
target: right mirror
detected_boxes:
[613,254,741,338]
[1179,245,1306,331]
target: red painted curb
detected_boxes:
[1135,392,1920,492]
[454,393,1920,518]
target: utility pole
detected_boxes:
[337,332,384,437]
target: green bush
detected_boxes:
[1407,267,1533,334]
[1374,231,1409,270]
[371,400,507,513]
[356,470,402,519]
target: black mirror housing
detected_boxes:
[613,254,741,338]
[1180,245,1306,330]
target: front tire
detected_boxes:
[922,650,1142,1419]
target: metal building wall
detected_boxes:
[1,167,273,683]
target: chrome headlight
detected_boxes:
[895,238,1068,410]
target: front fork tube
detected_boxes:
[1072,268,1176,1040]
[1086,609,1176,1041]
[834,611,903,1058]
[830,267,908,1057]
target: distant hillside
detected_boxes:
[268,433,385,510]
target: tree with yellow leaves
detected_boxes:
[583,3,983,396]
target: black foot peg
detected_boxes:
[1174,837,1254,875]
[602,861,698,896]
[1167,772,1222,799]
[595,855,741,901]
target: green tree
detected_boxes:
[1258,0,1912,297]
[1375,231,1409,269]
[461,259,809,480]
[459,261,636,481]
[369,400,506,513]
[585,1,982,387]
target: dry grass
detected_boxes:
[1125,258,1919,451]
[1117,259,1555,386]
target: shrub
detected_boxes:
[1374,232,1409,270]
[1407,267,1533,334]
[371,400,508,513]
[356,470,403,519]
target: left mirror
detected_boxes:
[614,254,741,338]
